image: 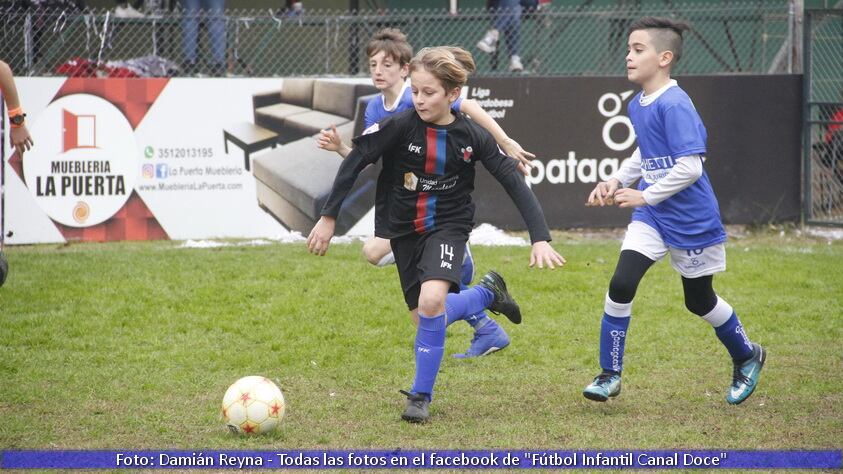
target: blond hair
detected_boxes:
[409,46,475,91]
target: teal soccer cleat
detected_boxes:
[726,343,766,405]
[583,371,622,402]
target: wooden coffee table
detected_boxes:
[223,122,279,171]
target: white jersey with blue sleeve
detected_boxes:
[364,80,464,128]
[627,80,726,250]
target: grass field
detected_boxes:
[0,228,841,451]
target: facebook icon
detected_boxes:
[155,163,169,178]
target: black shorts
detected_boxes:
[390,228,469,310]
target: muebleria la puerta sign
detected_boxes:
[23,94,137,227]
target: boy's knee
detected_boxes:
[684,292,717,316]
[682,276,717,316]
[608,274,637,304]
[362,239,390,266]
[417,293,446,316]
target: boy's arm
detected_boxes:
[613,147,642,188]
[0,60,22,109]
[316,124,353,158]
[308,147,379,255]
[640,155,703,205]
[480,149,565,268]
[459,99,534,175]
[614,154,703,208]
[482,154,549,242]
[587,148,640,206]
[0,60,34,156]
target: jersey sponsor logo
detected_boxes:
[610,329,626,372]
[403,172,458,192]
[642,155,675,171]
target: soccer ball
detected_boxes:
[222,376,285,435]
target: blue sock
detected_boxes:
[411,312,446,399]
[463,312,490,329]
[715,313,754,362]
[445,287,493,325]
[599,313,630,373]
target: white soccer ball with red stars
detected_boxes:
[222,376,285,435]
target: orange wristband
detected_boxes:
[8,107,24,128]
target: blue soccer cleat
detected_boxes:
[453,319,510,358]
[726,342,766,405]
[583,371,622,402]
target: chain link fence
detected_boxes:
[804,8,843,225]
[0,0,797,78]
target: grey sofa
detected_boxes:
[253,78,377,144]
[251,79,380,236]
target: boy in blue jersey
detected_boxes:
[584,17,765,405]
[317,30,534,359]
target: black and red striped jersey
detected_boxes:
[321,108,551,243]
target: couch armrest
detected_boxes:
[252,90,282,111]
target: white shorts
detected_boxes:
[621,221,726,278]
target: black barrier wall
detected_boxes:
[467,75,802,230]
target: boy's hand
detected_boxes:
[316,124,342,152]
[614,188,647,208]
[10,125,33,156]
[501,137,535,176]
[529,241,566,269]
[307,216,336,256]
[586,179,620,206]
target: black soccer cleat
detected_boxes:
[399,390,430,423]
[478,270,522,324]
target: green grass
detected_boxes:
[0,229,841,450]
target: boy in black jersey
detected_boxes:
[307,47,564,423]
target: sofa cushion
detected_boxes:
[280,78,314,108]
[312,80,358,120]
[252,122,355,220]
[255,103,310,133]
[284,110,350,140]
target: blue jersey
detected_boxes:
[364,81,463,128]
[628,83,726,249]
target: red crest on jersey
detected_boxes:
[461,146,473,162]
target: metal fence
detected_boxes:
[803,8,843,226]
[0,0,797,78]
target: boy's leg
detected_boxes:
[406,279,450,421]
[450,244,511,358]
[363,237,394,267]
[678,256,765,405]
[397,231,465,422]
[584,249,655,401]
[585,222,663,402]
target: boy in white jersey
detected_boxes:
[584,17,765,405]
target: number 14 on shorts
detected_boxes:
[440,244,454,269]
